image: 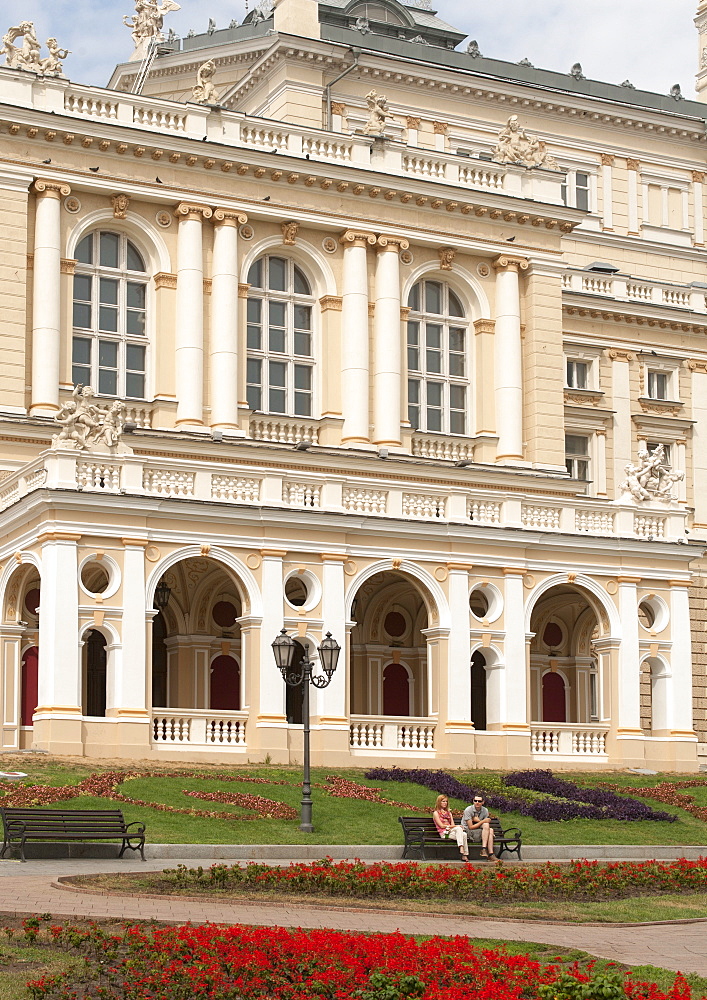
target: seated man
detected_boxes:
[462,793,496,861]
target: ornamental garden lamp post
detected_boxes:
[271,628,341,833]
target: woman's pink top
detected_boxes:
[433,807,454,836]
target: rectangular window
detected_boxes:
[407,321,420,372]
[408,378,420,430]
[125,344,146,399]
[126,282,146,335]
[246,358,262,411]
[565,433,590,481]
[575,172,590,212]
[566,359,589,389]
[247,298,262,351]
[97,340,118,396]
[98,278,119,332]
[426,381,443,432]
[268,360,287,413]
[73,275,92,329]
[449,384,466,435]
[72,337,91,387]
[646,441,671,466]
[293,364,312,416]
[268,300,286,354]
[647,370,669,400]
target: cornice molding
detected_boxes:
[566,304,707,335]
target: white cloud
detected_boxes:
[0,0,700,99]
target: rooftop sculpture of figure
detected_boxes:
[492,114,559,170]
[619,442,685,502]
[362,90,389,136]
[52,386,126,452]
[41,38,71,76]
[123,0,181,53]
[2,22,42,72]
[192,59,219,104]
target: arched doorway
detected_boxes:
[83,629,107,717]
[150,557,246,711]
[529,585,604,725]
[470,650,487,730]
[383,662,411,716]
[542,672,567,723]
[349,570,433,718]
[210,655,241,711]
[21,646,39,727]
[285,640,306,725]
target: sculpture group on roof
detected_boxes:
[192,60,220,104]
[492,115,559,170]
[619,443,684,502]
[123,0,181,49]
[2,22,70,76]
[53,386,126,452]
[362,90,389,135]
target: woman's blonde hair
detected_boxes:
[434,794,448,812]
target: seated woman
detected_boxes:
[432,794,469,862]
[462,792,497,861]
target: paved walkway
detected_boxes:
[0,858,705,977]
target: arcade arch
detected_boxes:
[151,556,247,712]
[529,584,607,725]
[349,570,435,718]
[2,564,41,742]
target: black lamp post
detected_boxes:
[272,628,341,833]
[153,580,171,612]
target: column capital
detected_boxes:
[692,171,706,184]
[686,358,707,374]
[474,318,495,335]
[32,179,71,199]
[213,207,248,226]
[493,254,529,272]
[604,348,636,363]
[600,153,615,167]
[37,531,81,545]
[175,202,212,220]
[340,229,377,248]
[626,158,640,171]
[377,234,409,253]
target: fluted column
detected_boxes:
[340,230,376,444]
[30,180,70,416]
[493,255,528,463]
[175,202,212,426]
[373,235,408,446]
[210,208,247,430]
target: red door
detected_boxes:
[21,646,39,727]
[210,655,241,711]
[383,663,410,716]
[542,672,566,723]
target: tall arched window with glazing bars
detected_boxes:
[246,255,315,417]
[406,279,469,435]
[71,231,147,399]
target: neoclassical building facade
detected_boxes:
[0,0,706,770]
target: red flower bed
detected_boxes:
[164,856,707,902]
[24,922,702,1000]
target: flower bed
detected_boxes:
[365,768,676,822]
[161,856,707,902]
[22,920,700,1000]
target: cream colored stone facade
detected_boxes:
[0,0,705,770]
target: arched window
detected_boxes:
[72,231,148,399]
[246,255,314,417]
[406,279,468,435]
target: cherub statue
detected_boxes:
[492,114,558,170]
[123,0,181,49]
[619,463,651,502]
[362,90,389,136]
[2,21,42,72]
[53,386,127,451]
[41,38,70,76]
[192,59,219,104]
[94,401,126,449]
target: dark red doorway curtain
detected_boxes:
[542,671,566,723]
[209,655,241,711]
[383,662,410,716]
[21,646,39,727]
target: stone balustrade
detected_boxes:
[152,709,248,749]
[349,715,436,751]
[530,724,609,758]
[2,447,689,543]
[563,268,707,313]
[2,71,564,205]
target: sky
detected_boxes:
[0,0,698,99]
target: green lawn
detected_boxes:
[0,756,705,846]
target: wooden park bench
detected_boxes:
[0,808,146,863]
[399,815,522,862]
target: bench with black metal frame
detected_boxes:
[398,815,522,861]
[0,807,146,863]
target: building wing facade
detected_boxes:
[0,0,705,769]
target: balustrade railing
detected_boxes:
[565,269,705,313]
[349,716,436,751]
[530,724,608,757]
[152,709,248,748]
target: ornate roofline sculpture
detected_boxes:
[52,386,127,452]
[362,90,389,136]
[192,59,219,104]
[2,22,70,76]
[123,0,181,55]
[619,443,684,503]
[492,114,559,170]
